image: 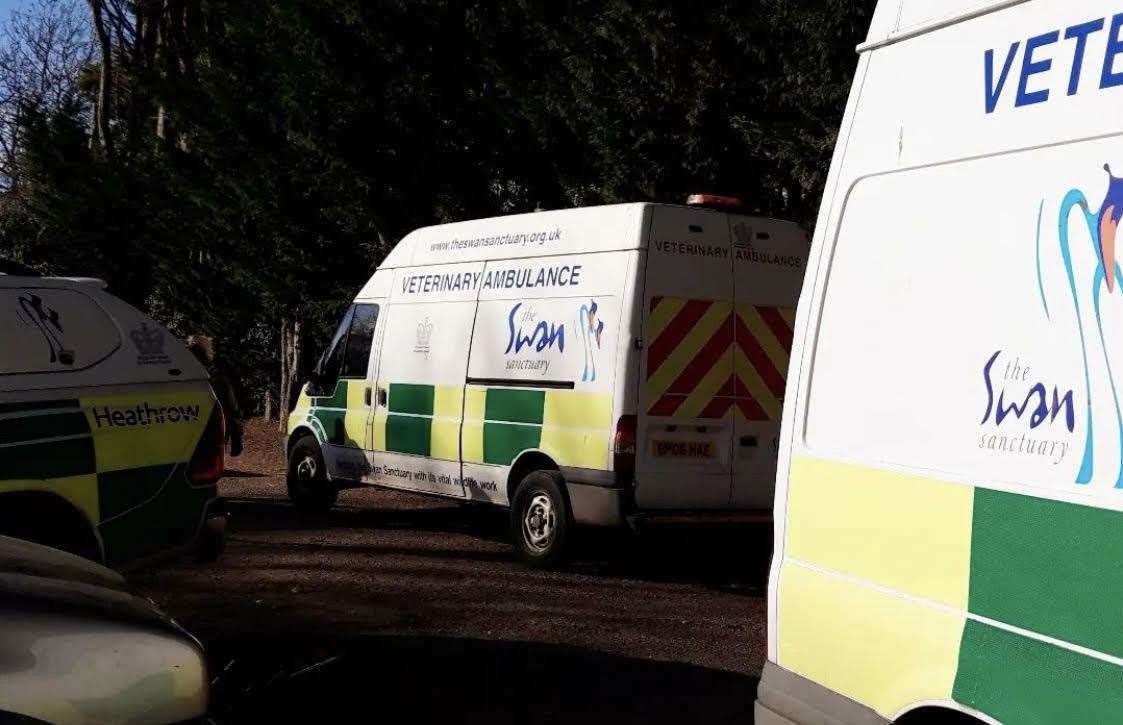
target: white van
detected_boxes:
[0,271,226,568]
[759,1,1123,724]
[285,198,807,564]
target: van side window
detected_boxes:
[309,305,355,397]
[340,304,379,379]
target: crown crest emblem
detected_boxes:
[130,323,165,356]
[416,318,434,347]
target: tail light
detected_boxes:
[189,403,225,485]
[613,415,637,486]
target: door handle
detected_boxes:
[377,387,388,407]
[364,387,372,406]
[740,436,758,448]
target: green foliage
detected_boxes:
[0,0,873,412]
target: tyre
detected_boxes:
[286,435,338,513]
[193,516,227,563]
[510,470,571,567]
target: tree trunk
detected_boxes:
[278,315,303,432]
[88,0,114,159]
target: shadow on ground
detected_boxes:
[207,634,759,724]
[221,496,772,595]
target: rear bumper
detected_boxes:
[755,661,888,725]
[561,467,627,527]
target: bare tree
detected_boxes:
[0,0,92,189]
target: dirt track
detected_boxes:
[131,420,772,723]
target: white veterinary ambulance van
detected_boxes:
[759,1,1123,724]
[286,198,807,564]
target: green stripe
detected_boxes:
[0,411,90,445]
[387,414,431,456]
[97,464,175,521]
[0,399,78,415]
[312,380,349,408]
[485,388,544,425]
[969,488,1123,658]
[953,619,1123,723]
[99,464,214,566]
[483,422,541,465]
[389,384,434,416]
[313,409,348,445]
[1,437,96,480]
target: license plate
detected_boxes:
[651,440,716,459]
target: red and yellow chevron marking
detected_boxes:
[644,297,795,420]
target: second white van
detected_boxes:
[286,197,807,564]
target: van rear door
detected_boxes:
[729,217,807,507]
[636,206,735,509]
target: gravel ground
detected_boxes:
[131,419,772,723]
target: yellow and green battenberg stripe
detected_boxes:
[294,380,613,471]
[0,391,216,566]
[778,456,1123,723]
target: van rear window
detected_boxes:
[0,287,121,375]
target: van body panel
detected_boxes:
[0,278,218,568]
[766,1,1123,722]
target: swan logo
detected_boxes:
[16,293,74,366]
[1034,163,1123,486]
[578,299,604,382]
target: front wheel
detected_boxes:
[286,435,338,513]
[510,470,571,568]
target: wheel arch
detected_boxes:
[0,489,105,562]
[505,449,560,506]
[287,425,321,459]
[894,701,998,725]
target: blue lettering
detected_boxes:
[570,265,582,286]
[981,350,1000,424]
[1102,13,1123,88]
[985,42,1020,113]
[535,268,547,287]
[1064,18,1104,95]
[1053,388,1076,432]
[1015,30,1059,107]
[504,303,566,356]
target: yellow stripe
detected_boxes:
[646,297,687,341]
[540,391,613,469]
[786,455,973,609]
[461,387,487,464]
[82,392,213,473]
[0,474,99,525]
[733,349,782,420]
[778,563,964,718]
[738,305,790,373]
[645,302,731,401]
[342,383,368,448]
[433,385,464,418]
[430,385,464,460]
[539,428,611,469]
[675,348,733,418]
[371,410,387,451]
[542,391,612,429]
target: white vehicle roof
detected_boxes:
[379,202,804,270]
[0,274,207,390]
[865,0,1024,49]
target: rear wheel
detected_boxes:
[286,435,338,513]
[510,470,571,568]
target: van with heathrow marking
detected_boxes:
[758,1,1123,723]
[0,269,226,568]
[285,195,808,565]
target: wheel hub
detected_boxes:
[295,455,317,482]
[523,493,556,552]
